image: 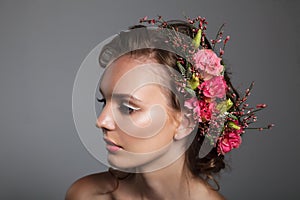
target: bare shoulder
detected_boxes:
[206,189,226,200]
[192,178,226,200]
[65,171,116,200]
[200,184,226,200]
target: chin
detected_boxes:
[106,141,186,173]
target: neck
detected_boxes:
[133,155,193,199]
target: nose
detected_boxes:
[96,103,115,131]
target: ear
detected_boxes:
[174,112,197,140]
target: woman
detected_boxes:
[66,16,269,200]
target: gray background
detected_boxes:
[0,0,299,199]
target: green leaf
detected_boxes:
[192,29,202,49]
[184,87,196,96]
[216,101,227,114]
[188,74,200,90]
[228,121,241,130]
[226,99,233,110]
[227,113,238,120]
[176,61,186,75]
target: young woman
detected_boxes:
[66,17,269,200]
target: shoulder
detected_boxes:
[205,190,226,200]
[201,184,226,200]
[65,171,116,200]
[192,178,226,200]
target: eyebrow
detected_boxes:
[112,93,143,103]
[99,88,142,103]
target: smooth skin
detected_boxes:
[66,55,225,200]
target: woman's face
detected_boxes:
[96,55,185,171]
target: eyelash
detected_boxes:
[96,98,140,115]
[119,102,140,115]
[97,98,106,107]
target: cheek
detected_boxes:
[120,115,177,153]
[131,111,152,128]
[116,105,169,139]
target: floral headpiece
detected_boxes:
[139,15,273,155]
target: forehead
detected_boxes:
[101,55,143,87]
[100,55,170,96]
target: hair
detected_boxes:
[98,20,240,191]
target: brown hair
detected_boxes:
[98,21,240,191]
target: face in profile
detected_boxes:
[96,55,195,172]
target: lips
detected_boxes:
[103,138,123,152]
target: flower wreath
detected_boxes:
[139,15,273,155]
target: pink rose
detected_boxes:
[184,97,201,122]
[199,100,215,122]
[218,132,242,154]
[199,76,227,98]
[193,49,224,77]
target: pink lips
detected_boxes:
[106,144,122,152]
[104,138,122,152]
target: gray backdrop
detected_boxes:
[0,0,299,199]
